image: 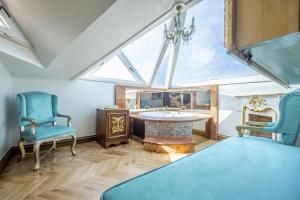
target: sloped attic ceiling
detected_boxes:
[2,0,116,66]
[0,0,188,80]
[82,0,268,88]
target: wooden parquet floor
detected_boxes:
[0,135,217,200]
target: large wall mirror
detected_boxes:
[140,92,192,109]
[117,86,211,110]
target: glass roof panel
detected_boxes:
[152,45,174,88]
[0,16,8,29]
[0,10,9,29]
[172,0,258,86]
[91,56,136,81]
[122,22,167,83]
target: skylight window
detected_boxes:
[122,22,167,83]
[0,6,31,48]
[152,45,174,88]
[91,56,136,82]
[83,0,264,87]
[0,15,8,29]
[172,0,258,86]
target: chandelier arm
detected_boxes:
[177,14,181,29]
[165,32,175,40]
[174,16,178,28]
[182,29,192,37]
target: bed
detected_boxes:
[101,136,300,200]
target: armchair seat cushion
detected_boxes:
[21,125,75,141]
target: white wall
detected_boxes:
[11,78,115,146]
[0,61,13,159]
[218,94,241,136]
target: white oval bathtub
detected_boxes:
[138,111,200,121]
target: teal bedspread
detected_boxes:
[101,137,300,200]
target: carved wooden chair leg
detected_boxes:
[236,126,243,137]
[71,134,77,156]
[33,142,41,171]
[51,140,57,151]
[17,139,26,162]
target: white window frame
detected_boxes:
[80,0,286,88]
[0,4,32,49]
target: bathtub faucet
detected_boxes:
[178,106,186,114]
[145,106,151,111]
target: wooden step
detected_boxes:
[144,136,195,153]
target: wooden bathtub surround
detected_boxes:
[144,136,195,153]
[208,85,218,140]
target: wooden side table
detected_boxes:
[96,109,129,148]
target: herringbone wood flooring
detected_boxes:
[0,136,217,200]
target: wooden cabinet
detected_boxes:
[225,0,299,50]
[224,0,299,87]
[236,0,299,48]
[96,109,129,148]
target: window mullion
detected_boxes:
[118,51,146,85]
[167,12,186,88]
[149,18,176,87]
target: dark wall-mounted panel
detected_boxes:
[224,0,300,87]
[236,0,299,48]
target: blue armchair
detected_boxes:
[17,92,77,170]
[236,89,300,145]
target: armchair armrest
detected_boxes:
[245,121,276,127]
[56,114,72,127]
[20,117,36,135]
[236,124,275,137]
[236,125,264,137]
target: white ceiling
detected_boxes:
[3,0,116,66]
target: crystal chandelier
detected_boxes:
[164,3,195,45]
